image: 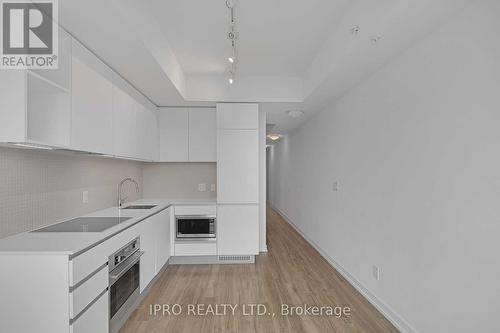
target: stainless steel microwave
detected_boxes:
[176,215,216,240]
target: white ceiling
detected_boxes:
[59,0,474,133]
[148,0,351,76]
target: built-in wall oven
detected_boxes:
[176,215,216,240]
[109,237,143,333]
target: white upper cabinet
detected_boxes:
[217,129,259,203]
[112,83,136,158]
[159,108,189,161]
[32,28,72,91]
[216,103,259,204]
[112,73,158,161]
[0,21,157,160]
[0,29,72,147]
[216,103,259,129]
[158,107,216,162]
[188,108,216,162]
[71,39,114,154]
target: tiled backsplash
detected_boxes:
[0,147,143,239]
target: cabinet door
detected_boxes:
[112,84,136,158]
[70,291,108,333]
[135,103,156,161]
[71,41,113,154]
[189,108,216,162]
[217,205,259,255]
[27,29,72,147]
[32,28,72,90]
[148,109,159,161]
[139,218,156,292]
[155,209,171,272]
[217,129,259,203]
[159,108,189,161]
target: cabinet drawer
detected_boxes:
[70,265,108,319]
[69,242,111,286]
[174,205,216,216]
[69,227,140,286]
[70,290,109,333]
[175,242,216,256]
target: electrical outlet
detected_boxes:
[210,184,216,192]
[198,183,207,192]
[372,265,380,281]
[332,181,340,192]
[82,191,89,204]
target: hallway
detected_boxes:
[120,206,398,333]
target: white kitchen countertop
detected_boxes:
[0,198,216,256]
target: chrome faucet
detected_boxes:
[118,178,139,208]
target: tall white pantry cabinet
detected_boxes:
[216,103,260,256]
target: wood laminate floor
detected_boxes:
[119,206,399,333]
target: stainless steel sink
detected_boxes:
[122,205,157,210]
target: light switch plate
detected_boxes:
[372,265,380,281]
[82,191,89,204]
[198,183,207,192]
[332,181,340,192]
[210,184,216,192]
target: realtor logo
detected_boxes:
[1,0,58,69]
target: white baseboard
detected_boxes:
[270,204,417,333]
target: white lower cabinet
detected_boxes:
[0,206,173,333]
[217,205,259,255]
[155,208,171,272]
[70,291,109,333]
[69,266,108,319]
[139,208,171,292]
[175,242,216,256]
[139,216,157,292]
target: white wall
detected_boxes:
[142,162,216,199]
[267,1,500,332]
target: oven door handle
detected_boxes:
[109,251,144,286]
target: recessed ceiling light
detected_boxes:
[267,134,282,141]
[286,110,304,118]
[228,77,234,84]
[228,57,235,63]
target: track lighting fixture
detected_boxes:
[225,0,238,84]
[267,134,282,141]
